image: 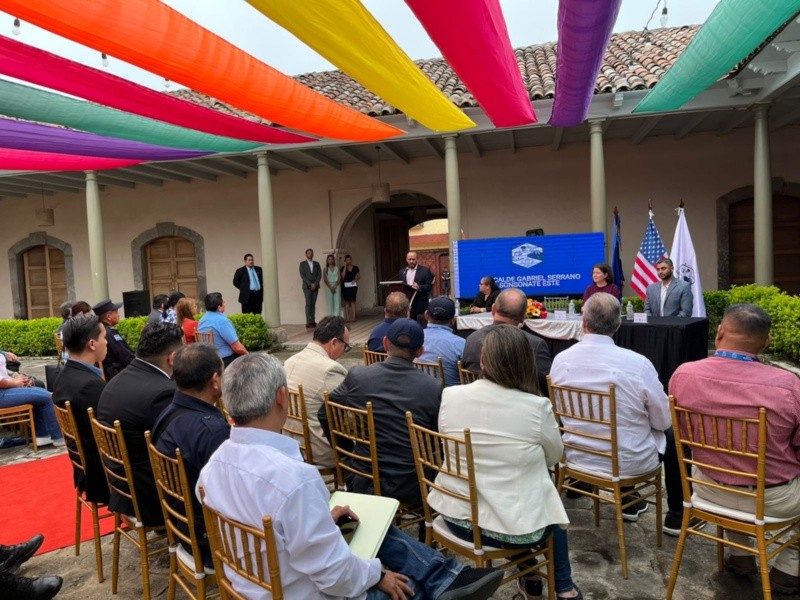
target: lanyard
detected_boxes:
[714,350,758,363]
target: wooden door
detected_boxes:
[376,218,410,304]
[146,237,198,298]
[23,245,67,319]
[729,195,800,294]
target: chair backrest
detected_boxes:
[0,404,36,445]
[413,357,445,386]
[97,360,106,382]
[145,432,207,578]
[546,376,620,478]
[195,330,215,345]
[363,349,387,366]
[406,412,486,549]
[88,407,144,523]
[283,385,314,464]
[54,401,87,479]
[543,296,570,311]
[669,397,768,520]
[457,360,478,385]
[199,486,283,600]
[323,392,381,495]
[54,332,65,365]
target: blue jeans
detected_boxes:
[444,521,575,595]
[0,386,63,440]
[366,525,462,599]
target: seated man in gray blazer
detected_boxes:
[644,258,693,317]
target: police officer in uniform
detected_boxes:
[92,299,134,381]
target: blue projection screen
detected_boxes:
[453,233,605,297]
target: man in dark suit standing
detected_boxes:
[232,253,264,315]
[299,248,322,328]
[97,323,183,527]
[394,251,434,321]
[53,314,110,504]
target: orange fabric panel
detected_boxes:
[1,0,403,142]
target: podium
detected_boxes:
[379,280,416,306]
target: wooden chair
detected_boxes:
[547,377,662,579]
[413,357,445,387]
[54,402,112,582]
[89,408,168,600]
[199,486,283,600]
[195,330,215,345]
[0,404,37,451]
[283,385,334,484]
[324,393,423,530]
[457,360,478,385]
[97,360,106,382]
[54,332,66,366]
[666,399,800,600]
[215,397,232,424]
[146,432,218,600]
[406,412,555,597]
[362,349,387,366]
[543,296,570,311]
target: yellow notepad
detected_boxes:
[329,491,399,560]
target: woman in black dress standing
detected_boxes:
[340,254,360,323]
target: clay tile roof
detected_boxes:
[170,25,699,121]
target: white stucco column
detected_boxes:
[444,135,461,297]
[752,104,773,286]
[84,170,109,300]
[589,119,608,260]
[257,153,281,325]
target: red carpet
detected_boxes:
[0,454,115,555]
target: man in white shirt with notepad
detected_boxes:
[198,354,502,600]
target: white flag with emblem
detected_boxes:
[670,206,705,317]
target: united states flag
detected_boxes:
[630,210,667,299]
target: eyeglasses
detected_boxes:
[336,337,352,353]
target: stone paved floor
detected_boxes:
[3,353,794,599]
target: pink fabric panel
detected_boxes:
[0,148,141,171]
[0,35,314,144]
[406,0,536,127]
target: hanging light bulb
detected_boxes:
[101,52,109,67]
[12,17,21,36]
[163,78,171,90]
[660,5,669,27]
[643,30,653,51]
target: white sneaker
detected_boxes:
[35,436,53,446]
[53,438,66,447]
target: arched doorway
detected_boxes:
[145,236,199,298]
[21,244,68,319]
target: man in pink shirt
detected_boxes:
[670,303,800,594]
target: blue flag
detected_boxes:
[612,209,625,291]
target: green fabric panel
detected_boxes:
[0,79,262,153]
[634,0,800,113]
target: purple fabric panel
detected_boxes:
[549,0,622,127]
[0,117,209,160]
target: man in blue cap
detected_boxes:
[419,296,465,387]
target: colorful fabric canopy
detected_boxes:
[0,0,403,142]
[405,0,535,128]
[0,35,312,145]
[0,117,210,160]
[0,148,141,171]
[0,79,263,153]
[635,0,800,113]
[247,0,475,132]
[549,0,622,127]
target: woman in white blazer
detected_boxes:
[428,324,582,600]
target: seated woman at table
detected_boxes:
[428,325,582,600]
[582,263,621,303]
[469,275,500,313]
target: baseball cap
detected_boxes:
[427,296,455,321]
[92,299,123,316]
[386,318,424,349]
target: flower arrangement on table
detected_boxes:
[526,299,548,319]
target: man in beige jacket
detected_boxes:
[283,316,350,469]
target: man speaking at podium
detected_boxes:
[394,251,434,322]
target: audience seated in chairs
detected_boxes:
[669,303,800,595]
[418,296,465,387]
[150,342,230,570]
[366,291,409,353]
[429,325,583,600]
[283,316,350,470]
[196,293,247,368]
[197,353,503,600]
[549,292,690,537]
